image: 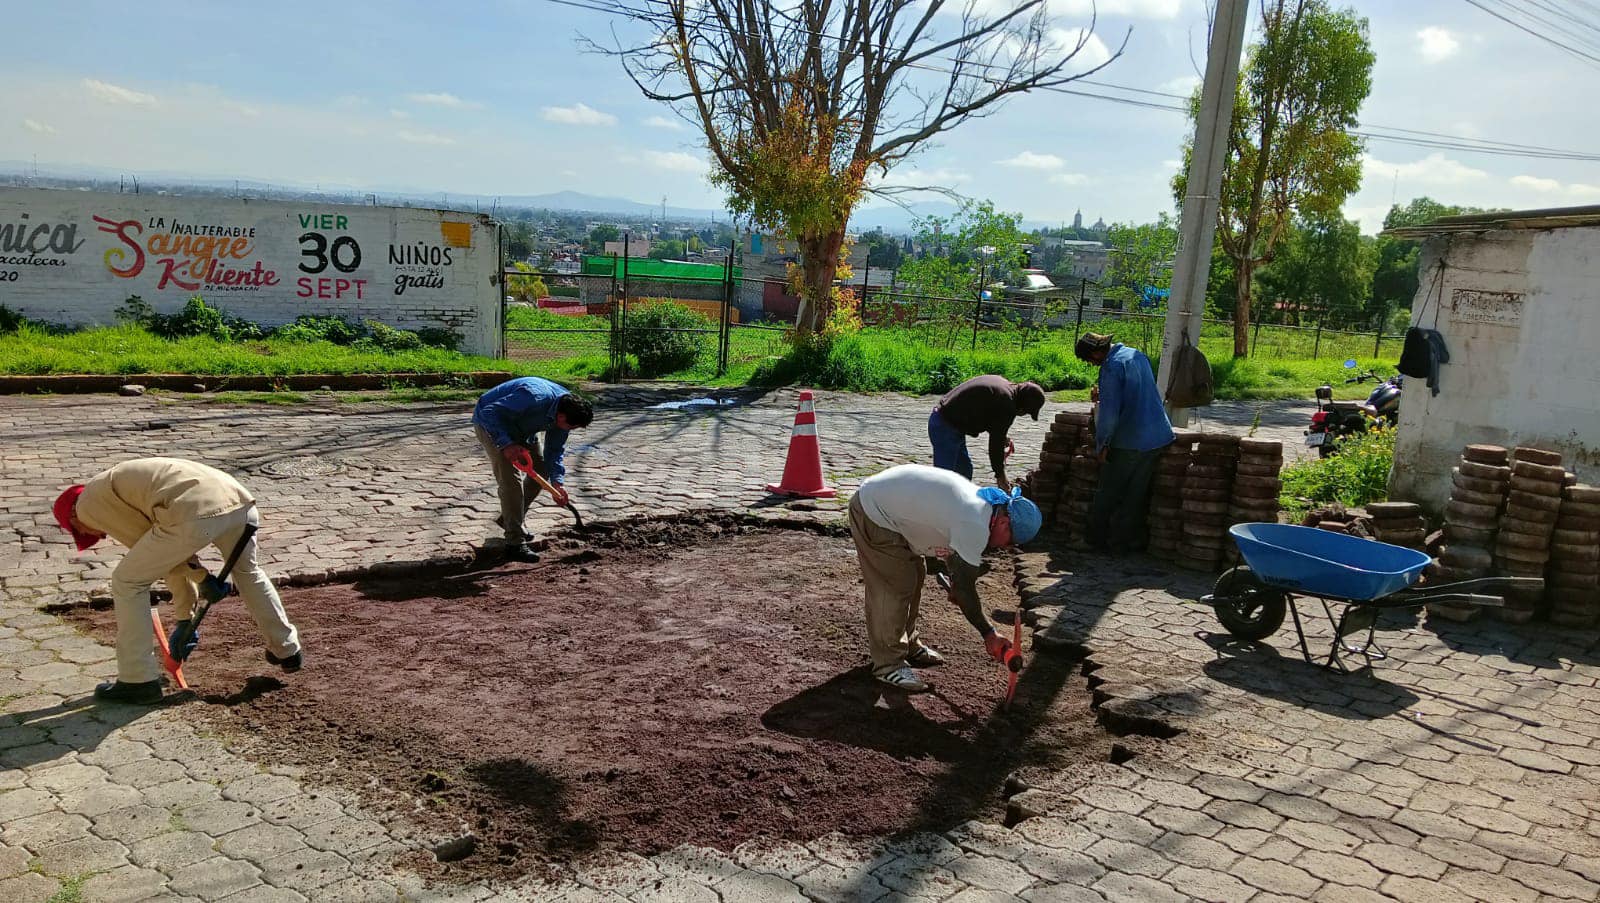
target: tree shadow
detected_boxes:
[465,758,601,856]
[1422,610,1600,671]
[2,697,159,769]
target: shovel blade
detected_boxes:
[150,608,189,690]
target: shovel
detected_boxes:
[153,524,257,688]
[511,460,587,531]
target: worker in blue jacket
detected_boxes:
[472,377,594,562]
[1075,333,1174,553]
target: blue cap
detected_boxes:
[976,486,1043,545]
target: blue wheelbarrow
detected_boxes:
[1203,524,1542,672]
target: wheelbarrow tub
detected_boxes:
[1228,523,1432,602]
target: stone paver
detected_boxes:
[4,388,1600,902]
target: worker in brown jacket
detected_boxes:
[927,375,1046,491]
[53,458,302,704]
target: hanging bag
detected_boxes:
[1399,262,1446,379]
[1165,330,1214,408]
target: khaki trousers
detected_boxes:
[475,424,546,541]
[848,495,926,677]
[112,504,300,684]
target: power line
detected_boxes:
[546,0,1600,161]
[1461,0,1600,69]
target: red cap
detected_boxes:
[52,485,100,551]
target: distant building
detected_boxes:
[1060,240,1109,281]
[1073,209,1083,230]
[602,239,652,258]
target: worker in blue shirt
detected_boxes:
[1075,333,1175,553]
[472,377,594,562]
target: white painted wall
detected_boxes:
[0,187,502,356]
[1389,225,1600,512]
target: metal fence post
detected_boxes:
[971,255,987,352]
[1373,302,1388,358]
[718,247,733,375]
[1251,319,1262,357]
[620,236,631,381]
[1313,315,1324,360]
[608,253,621,380]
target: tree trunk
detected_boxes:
[1233,259,1254,358]
[795,227,847,334]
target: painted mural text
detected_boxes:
[93,216,281,291]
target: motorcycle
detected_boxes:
[1305,360,1402,458]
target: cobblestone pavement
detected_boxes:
[9,388,1595,902]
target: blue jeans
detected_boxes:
[928,409,973,480]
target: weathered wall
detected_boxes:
[1389,226,1600,512]
[0,188,501,356]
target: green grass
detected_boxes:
[3,306,1400,403]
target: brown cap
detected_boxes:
[1015,381,1046,420]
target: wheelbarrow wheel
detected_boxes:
[1212,566,1287,641]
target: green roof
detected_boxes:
[581,255,740,281]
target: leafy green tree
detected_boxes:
[649,239,688,260]
[1257,215,1374,328]
[586,225,621,254]
[599,0,1125,334]
[898,201,1028,298]
[1103,214,1179,310]
[1175,0,1374,357]
[864,230,903,270]
[507,262,550,301]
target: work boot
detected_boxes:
[905,645,946,668]
[93,680,163,705]
[506,543,541,564]
[494,515,536,542]
[266,649,303,673]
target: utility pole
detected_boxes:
[1157,0,1250,425]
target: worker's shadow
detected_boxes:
[465,758,600,856]
[2,698,159,769]
[353,561,508,603]
[761,668,974,763]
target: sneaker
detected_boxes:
[905,645,946,668]
[875,666,931,693]
[506,543,541,564]
[266,650,303,673]
[93,680,163,705]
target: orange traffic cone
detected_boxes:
[766,390,837,498]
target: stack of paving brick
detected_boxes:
[1220,438,1284,567]
[1178,434,1239,571]
[1146,432,1197,561]
[1367,501,1427,549]
[1065,444,1101,544]
[1429,444,1511,623]
[1548,482,1600,627]
[1027,412,1080,529]
[1491,447,1565,623]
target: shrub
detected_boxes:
[1279,425,1395,516]
[613,301,708,377]
[357,321,426,353]
[114,295,264,342]
[273,315,366,346]
[0,305,25,335]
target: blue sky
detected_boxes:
[3,0,1596,232]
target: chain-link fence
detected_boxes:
[501,260,1404,381]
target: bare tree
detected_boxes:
[591,0,1126,334]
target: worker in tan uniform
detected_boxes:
[848,464,1042,693]
[52,458,302,704]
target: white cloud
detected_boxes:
[23,118,56,135]
[644,115,684,131]
[1057,0,1183,17]
[997,151,1065,170]
[1049,173,1091,186]
[396,129,457,146]
[1510,175,1600,200]
[407,92,481,109]
[1161,75,1200,96]
[1363,152,1487,185]
[542,103,617,126]
[1048,28,1113,72]
[871,166,972,189]
[1160,159,1183,170]
[222,100,259,118]
[1417,27,1460,64]
[1510,175,1561,193]
[641,150,705,173]
[390,109,411,120]
[83,78,157,106]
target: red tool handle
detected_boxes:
[1003,609,1022,708]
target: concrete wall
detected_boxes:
[0,187,501,356]
[1389,226,1600,512]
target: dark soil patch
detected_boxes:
[67,516,1107,882]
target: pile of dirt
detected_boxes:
[69,518,1108,882]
